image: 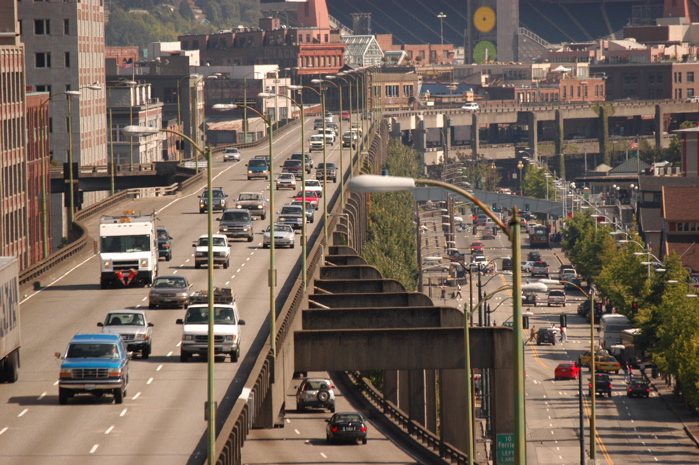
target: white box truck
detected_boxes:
[99,211,158,288]
[0,257,20,383]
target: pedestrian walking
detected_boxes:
[455,284,462,299]
[560,325,567,342]
[440,284,446,299]
[529,325,537,343]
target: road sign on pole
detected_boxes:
[496,433,514,464]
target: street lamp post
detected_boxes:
[107,80,137,195]
[347,174,527,465]
[212,102,277,356]
[322,75,346,203]
[121,124,216,463]
[516,160,524,195]
[438,12,447,45]
[310,79,329,243]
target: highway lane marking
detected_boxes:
[132,392,141,400]
[157,364,163,371]
[120,409,127,416]
[294,429,301,435]
[0,427,8,435]
[105,425,114,434]
[89,444,99,454]
[38,392,46,400]
[18,409,28,417]
[320,452,328,458]
[147,378,154,384]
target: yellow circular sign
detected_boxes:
[474,6,496,33]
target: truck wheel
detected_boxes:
[58,388,69,405]
[100,279,109,289]
[142,344,151,359]
[231,348,239,363]
[180,351,189,362]
[166,253,172,262]
[223,260,229,269]
[247,236,253,243]
[4,350,19,383]
[148,303,156,309]
[114,388,124,404]
[195,262,201,269]
[261,213,266,220]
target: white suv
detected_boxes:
[223,147,240,162]
[462,102,480,110]
[295,377,336,413]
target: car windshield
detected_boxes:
[157,230,169,240]
[106,312,145,326]
[221,211,250,221]
[101,235,150,253]
[67,343,121,358]
[334,413,363,423]
[203,189,225,198]
[281,206,302,214]
[248,159,267,167]
[238,193,261,201]
[297,191,316,197]
[197,237,226,247]
[267,225,293,233]
[152,277,188,288]
[304,181,320,187]
[284,160,301,167]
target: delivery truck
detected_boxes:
[0,257,20,383]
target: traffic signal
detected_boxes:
[631,301,638,314]
[525,203,530,211]
[492,203,497,211]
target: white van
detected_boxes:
[462,102,480,110]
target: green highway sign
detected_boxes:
[496,433,514,464]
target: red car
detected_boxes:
[554,362,580,380]
[295,191,319,210]
[470,242,485,254]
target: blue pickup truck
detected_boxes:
[55,334,130,405]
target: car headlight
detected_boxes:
[103,260,111,269]
[235,205,242,209]
[134,334,147,340]
[243,226,251,232]
[182,334,194,341]
[279,217,286,222]
[140,259,148,267]
[60,368,72,378]
[257,205,263,209]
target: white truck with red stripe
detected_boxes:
[0,257,20,383]
[99,211,158,288]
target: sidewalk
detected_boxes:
[648,371,699,446]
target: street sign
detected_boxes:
[496,433,514,464]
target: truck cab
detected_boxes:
[192,234,230,269]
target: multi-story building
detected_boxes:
[590,62,699,100]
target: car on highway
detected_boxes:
[578,349,610,367]
[316,162,338,182]
[223,147,240,162]
[199,187,228,213]
[627,379,651,398]
[235,192,267,220]
[262,223,296,248]
[527,251,542,262]
[277,204,305,230]
[290,152,313,173]
[313,118,325,130]
[157,226,173,261]
[148,275,192,309]
[281,159,304,179]
[341,110,350,121]
[501,256,513,270]
[521,261,535,273]
[296,377,336,412]
[295,190,320,210]
[275,173,297,190]
[290,200,315,223]
[462,102,480,110]
[55,333,129,405]
[470,242,485,254]
[470,255,488,270]
[302,179,323,198]
[554,362,580,380]
[547,289,566,307]
[589,373,613,397]
[246,158,269,180]
[326,412,368,445]
[217,208,254,242]
[193,234,230,269]
[176,301,245,363]
[97,309,154,358]
[535,327,557,345]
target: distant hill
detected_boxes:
[105,0,261,48]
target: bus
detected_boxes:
[617,328,654,368]
[599,314,632,349]
[529,226,550,248]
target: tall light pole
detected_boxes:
[310,79,329,243]
[338,71,359,176]
[321,75,345,203]
[65,83,101,226]
[107,80,137,195]
[121,124,216,462]
[347,174,526,465]
[438,12,447,45]
[213,102,277,356]
[517,160,524,196]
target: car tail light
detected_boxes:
[361,426,367,432]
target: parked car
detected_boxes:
[627,379,651,398]
[148,275,192,309]
[157,226,173,261]
[296,377,336,412]
[97,310,154,358]
[535,327,557,345]
[275,173,297,190]
[235,192,267,220]
[589,373,613,397]
[223,147,240,162]
[554,362,580,380]
[326,412,368,445]
[217,209,254,242]
[262,224,296,248]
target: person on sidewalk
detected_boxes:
[529,325,537,343]
[560,325,567,342]
[455,284,462,299]
[440,284,446,299]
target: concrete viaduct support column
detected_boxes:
[414,118,427,162]
[554,109,564,157]
[632,115,642,137]
[384,369,398,406]
[527,112,539,159]
[408,370,426,428]
[440,369,469,454]
[471,113,480,158]
[655,104,663,149]
[426,369,437,434]
[389,119,401,138]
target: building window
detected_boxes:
[36,85,51,93]
[443,50,449,60]
[657,73,663,84]
[34,19,50,35]
[64,52,70,68]
[689,72,695,83]
[385,85,399,97]
[689,89,696,98]
[649,73,655,84]
[403,85,413,97]
[35,52,51,68]
[430,50,436,62]
[298,34,303,43]
[623,73,637,84]
[63,19,69,34]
